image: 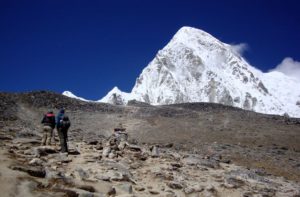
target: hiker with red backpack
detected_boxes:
[56,109,71,153]
[41,111,56,145]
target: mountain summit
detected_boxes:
[66,26,300,117]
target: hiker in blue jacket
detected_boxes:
[56,109,71,153]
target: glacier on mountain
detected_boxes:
[63,26,300,117]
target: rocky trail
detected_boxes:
[0,127,299,197]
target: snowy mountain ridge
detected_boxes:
[62,91,92,102]
[97,86,133,105]
[63,26,300,117]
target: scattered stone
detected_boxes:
[224,177,245,188]
[118,141,127,150]
[95,143,103,150]
[78,192,94,197]
[33,146,57,157]
[149,190,160,195]
[116,183,133,194]
[134,186,145,191]
[242,191,254,197]
[0,134,13,140]
[170,162,182,168]
[126,144,142,152]
[167,181,183,189]
[95,175,110,182]
[107,187,116,196]
[194,185,204,192]
[206,185,215,192]
[221,159,231,164]
[103,147,111,157]
[75,167,90,180]
[68,149,81,155]
[86,140,98,145]
[29,158,44,166]
[10,165,46,178]
[133,152,148,161]
[164,143,174,148]
[107,171,125,182]
[77,185,96,193]
[184,187,195,194]
[151,145,160,157]
[108,152,117,159]
[45,167,64,179]
[183,155,220,168]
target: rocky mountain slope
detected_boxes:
[1,91,300,196]
[77,26,300,117]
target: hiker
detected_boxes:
[56,109,71,153]
[41,111,56,145]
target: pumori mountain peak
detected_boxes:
[64,26,300,117]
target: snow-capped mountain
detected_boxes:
[62,91,91,102]
[98,86,133,105]
[64,26,300,117]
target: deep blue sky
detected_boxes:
[1,0,299,100]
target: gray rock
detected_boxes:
[104,171,123,181]
[108,152,116,159]
[75,167,90,180]
[45,167,64,179]
[103,147,111,157]
[151,146,160,157]
[118,141,127,150]
[116,183,133,194]
[29,158,44,166]
[182,155,201,166]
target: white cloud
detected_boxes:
[271,57,300,81]
[230,43,249,56]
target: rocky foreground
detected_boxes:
[0,127,300,197]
